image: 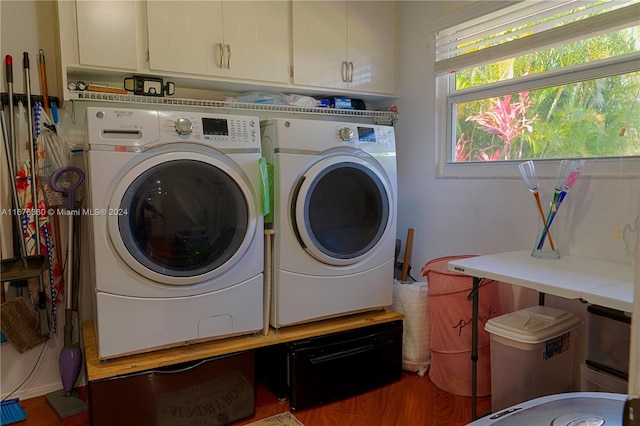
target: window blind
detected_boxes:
[435,0,640,76]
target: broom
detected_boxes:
[0,399,28,425]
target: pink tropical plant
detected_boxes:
[464,92,535,161]
[455,134,471,161]
[476,147,502,161]
[456,134,502,161]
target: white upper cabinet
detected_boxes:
[75,1,138,70]
[292,1,349,90]
[346,2,396,94]
[56,0,396,101]
[146,1,291,84]
[146,1,223,77]
[292,1,396,95]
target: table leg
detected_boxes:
[470,276,480,421]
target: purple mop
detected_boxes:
[45,167,87,418]
[53,167,85,391]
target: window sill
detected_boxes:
[437,157,640,180]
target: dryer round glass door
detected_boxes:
[293,156,392,266]
[107,147,257,285]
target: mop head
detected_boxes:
[0,399,27,425]
[0,298,48,352]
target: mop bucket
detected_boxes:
[422,255,502,397]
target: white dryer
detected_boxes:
[85,107,264,359]
[261,118,397,328]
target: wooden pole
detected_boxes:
[400,228,414,282]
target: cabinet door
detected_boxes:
[147,1,224,76]
[222,1,291,83]
[292,0,348,90]
[347,1,396,94]
[76,1,137,70]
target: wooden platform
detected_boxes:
[82,308,404,382]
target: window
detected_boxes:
[435,0,640,178]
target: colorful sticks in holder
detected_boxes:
[518,160,585,259]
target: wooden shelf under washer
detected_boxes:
[82,308,404,382]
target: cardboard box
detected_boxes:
[88,351,255,426]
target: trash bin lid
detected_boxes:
[485,305,582,344]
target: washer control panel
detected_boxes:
[87,107,260,150]
[159,111,259,146]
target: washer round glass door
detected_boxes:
[107,147,255,285]
[293,154,391,266]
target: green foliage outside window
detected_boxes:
[454,29,640,162]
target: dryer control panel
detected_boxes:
[335,124,395,150]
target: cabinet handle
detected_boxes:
[225,44,231,69]
[348,61,354,83]
[309,344,376,364]
[341,61,348,82]
[218,43,224,68]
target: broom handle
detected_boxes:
[1,105,29,266]
[400,228,414,282]
[5,55,17,170]
[37,50,49,116]
[24,52,41,252]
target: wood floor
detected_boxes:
[14,372,490,426]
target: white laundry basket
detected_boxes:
[485,305,582,411]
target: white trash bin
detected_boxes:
[485,305,582,412]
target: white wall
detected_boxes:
[0,1,61,100]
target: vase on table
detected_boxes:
[531,208,561,259]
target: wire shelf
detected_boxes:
[71,91,397,122]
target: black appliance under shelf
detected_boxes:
[257,319,403,411]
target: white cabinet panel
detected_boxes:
[292,0,396,95]
[147,1,223,77]
[292,1,348,90]
[347,1,396,94]
[147,1,290,83]
[76,1,138,70]
[222,1,291,83]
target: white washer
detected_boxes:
[85,107,264,359]
[261,118,397,328]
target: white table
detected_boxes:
[448,250,634,312]
[446,250,635,420]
